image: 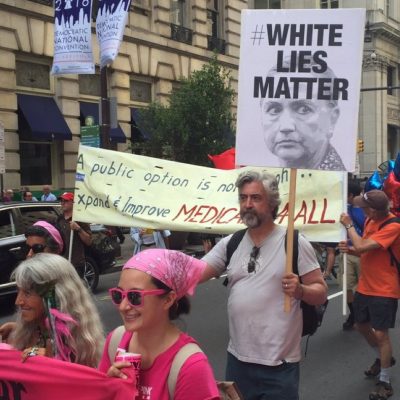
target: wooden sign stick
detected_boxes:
[284,168,297,313]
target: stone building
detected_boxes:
[0,0,242,192]
[0,0,399,193]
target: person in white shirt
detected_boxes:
[40,185,57,202]
[130,228,170,255]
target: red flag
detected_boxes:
[208,148,236,170]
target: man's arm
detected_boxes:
[71,221,92,247]
[200,264,220,283]
[298,269,328,305]
[340,212,380,254]
[283,269,327,305]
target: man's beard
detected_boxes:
[241,210,262,228]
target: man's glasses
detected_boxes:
[247,246,260,273]
[109,288,168,307]
[26,244,46,254]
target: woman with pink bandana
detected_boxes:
[99,249,220,400]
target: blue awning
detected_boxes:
[17,94,72,140]
[80,102,126,143]
[131,108,151,141]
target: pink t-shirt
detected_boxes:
[99,330,220,400]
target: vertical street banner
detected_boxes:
[96,0,132,68]
[235,9,365,172]
[51,0,95,75]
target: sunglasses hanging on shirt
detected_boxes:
[247,246,260,273]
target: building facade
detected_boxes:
[0,0,243,192]
[1,0,399,194]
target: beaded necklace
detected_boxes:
[35,326,49,348]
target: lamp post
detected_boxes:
[100,66,110,150]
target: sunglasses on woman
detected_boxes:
[109,288,167,307]
[25,243,46,254]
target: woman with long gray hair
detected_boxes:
[7,253,104,368]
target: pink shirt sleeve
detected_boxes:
[174,353,220,400]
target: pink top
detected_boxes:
[99,331,220,400]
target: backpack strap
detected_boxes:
[378,217,400,273]
[284,229,299,276]
[167,343,203,399]
[378,217,400,230]
[223,229,247,286]
[107,325,126,363]
[226,229,247,266]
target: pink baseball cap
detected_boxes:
[123,249,206,299]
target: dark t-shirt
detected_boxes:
[56,215,91,268]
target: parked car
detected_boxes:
[0,201,121,301]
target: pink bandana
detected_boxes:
[33,221,64,254]
[123,249,206,299]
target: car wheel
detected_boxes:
[83,256,100,292]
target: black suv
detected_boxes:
[0,201,121,301]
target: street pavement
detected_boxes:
[1,236,399,399]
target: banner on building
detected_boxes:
[0,348,136,400]
[73,145,345,242]
[235,8,365,172]
[51,0,95,75]
[96,0,132,68]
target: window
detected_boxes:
[386,0,395,17]
[320,0,339,8]
[170,0,185,26]
[170,0,192,44]
[19,142,52,186]
[207,0,219,38]
[388,125,399,160]
[207,0,225,53]
[387,66,395,95]
[16,61,50,90]
[0,210,13,238]
[253,0,280,9]
[19,206,59,231]
[130,80,152,103]
[79,74,101,97]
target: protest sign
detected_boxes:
[235,8,365,172]
[51,0,94,75]
[0,349,136,400]
[73,145,344,242]
[96,0,132,68]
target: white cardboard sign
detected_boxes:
[236,9,365,172]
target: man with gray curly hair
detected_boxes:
[201,169,327,400]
